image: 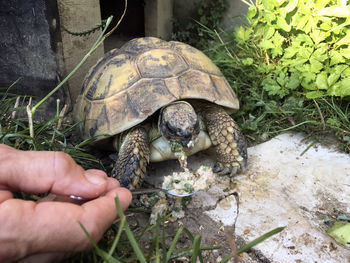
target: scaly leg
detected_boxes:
[112,127,150,189]
[202,104,247,176]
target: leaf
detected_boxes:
[329,50,345,66]
[235,26,251,42]
[277,16,291,32]
[264,12,277,24]
[301,72,317,90]
[328,72,341,86]
[310,58,324,73]
[317,7,350,18]
[247,5,257,19]
[339,78,350,96]
[327,77,350,97]
[277,72,286,86]
[340,48,350,59]
[306,91,325,98]
[285,74,300,89]
[262,0,279,11]
[258,39,275,50]
[270,31,285,57]
[310,44,328,62]
[284,0,299,13]
[263,26,275,40]
[315,0,331,11]
[242,58,254,65]
[335,30,350,47]
[316,72,329,90]
[320,22,332,31]
[334,64,348,75]
[299,47,313,59]
[262,78,288,97]
[327,222,350,247]
[295,63,311,73]
[283,46,298,59]
[296,34,313,46]
[327,117,341,127]
[292,58,308,67]
[342,68,350,78]
[328,17,350,32]
[328,82,341,96]
[294,15,310,31]
[310,29,329,45]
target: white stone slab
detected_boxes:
[231,133,350,263]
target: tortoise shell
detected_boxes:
[75,37,239,141]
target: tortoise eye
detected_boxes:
[166,122,176,135]
[194,120,199,130]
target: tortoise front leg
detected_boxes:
[202,105,247,176]
[112,127,150,189]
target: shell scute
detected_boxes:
[122,37,171,55]
[178,69,218,101]
[137,49,188,78]
[85,53,140,100]
[171,42,222,76]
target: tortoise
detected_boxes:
[75,37,247,189]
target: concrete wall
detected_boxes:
[57,0,104,103]
[221,0,251,30]
[145,0,173,39]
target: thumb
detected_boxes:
[0,144,109,199]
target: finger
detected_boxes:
[79,187,132,241]
[0,190,13,203]
[38,177,121,204]
[0,187,131,261]
[0,145,109,199]
[106,177,121,191]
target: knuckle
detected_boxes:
[53,151,74,172]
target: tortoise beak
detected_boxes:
[181,136,193,148]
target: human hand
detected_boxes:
[0,144,132,263]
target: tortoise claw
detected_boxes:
[214,162,239,176]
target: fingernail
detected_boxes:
[85,172,107,185]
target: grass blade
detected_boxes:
[108,216,126,257]
[219,226,285,263]
[190,234,202,263]
[115,195,147,263]
[165,226,184,261]
[78,222,123,263]
[237,226,285,254]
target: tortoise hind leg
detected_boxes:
[202,104,247,176]
[112,127,150,189]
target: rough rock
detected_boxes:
[0,0,67,118]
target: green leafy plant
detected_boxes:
[201,1,349,150]
[239,0,350,99]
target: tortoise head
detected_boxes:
[159,101,200,150]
